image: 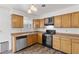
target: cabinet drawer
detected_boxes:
[72,38,79,43]
[61,36,71,41]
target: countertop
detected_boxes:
[11,31,45,37]
[55,33,79,38]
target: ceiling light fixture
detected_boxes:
[28,9,32,14]
[27,4,37,14]
[30,5,37,12]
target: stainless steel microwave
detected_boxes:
[44,17,54,26]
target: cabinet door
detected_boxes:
[72,12,79,28]
[38,32,42,44]
[12,14,23,28]
[61,36,71,53]
[72,38,79,54]
[27,35,33,46]
[53,35,61,50]
[32,34,37,44]
[33,20,40,28]
[62,14,71,28]
[40,19,45,28]
[54,16,62,28]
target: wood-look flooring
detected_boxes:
[1,44,63,54]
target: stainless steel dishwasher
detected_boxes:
[16,35,27,51]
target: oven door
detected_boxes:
[45,34,52,48]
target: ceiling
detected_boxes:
[0,4,77,16]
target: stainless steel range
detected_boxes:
[42,30,56,48]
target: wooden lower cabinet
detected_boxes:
[53,35,61,50]
[32,34,38,44]
[27,35,33,46]
[37,32,43,44]
[27,34,37,46]
[72,38,79,54]
[53,35,72,53]
[61,36,72,53]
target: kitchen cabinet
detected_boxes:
[38,32,43,44]
[32,34,38,44]
[39,19,45,28]
[27,35,33,46]
[11,14,23,28]
[61,36,72,53]
[33,19,45,28]
[71,12,79,28]
[27,34,37,46]
[33,20,40,28]
[54,12,79,28]
[72,38,79,54]
[54,16,62,28]
[53,35,61,50]
[53,34,72,53]
[61,14,71,28]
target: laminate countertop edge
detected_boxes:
[54,33,79,38]
[11,31,44,36]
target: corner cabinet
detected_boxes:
[37,32,43,44]
[11,14,23,28]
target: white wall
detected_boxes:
[37,5,79,34]
[0,8,11,50]
[0,8,35,50]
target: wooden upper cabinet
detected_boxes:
[12,14,23,28]
[54,15,62,28]
[71,12,79,28]
[61,14,71,28]
[33,20,40,28]
[39,19,45,28]
[33,19,45,28]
